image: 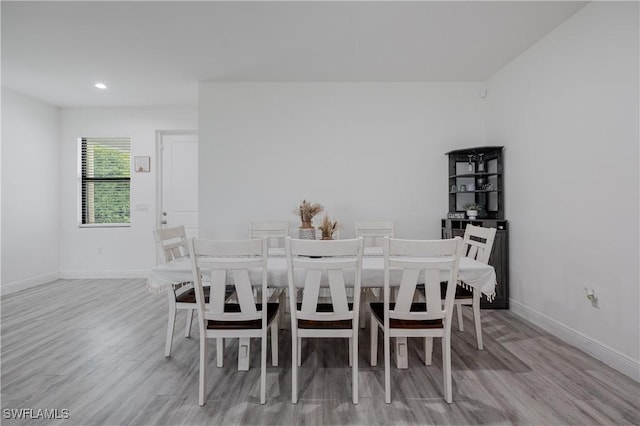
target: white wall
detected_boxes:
[486,2,639,378]
[59,107,197,277]
[1,88,60,294]
[199,82,485,239]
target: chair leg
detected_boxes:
[216,338,224,368]
[424,337,433,365]
[473,291,483,350]
[348,337,353,367]
[384,331,391,404]
[199,335,207,406]
[165,295,177,357]
[352,330,359,404]
[456,303,464,332]
[261,330,267,404]
[278,290,286,329]
[185,308,194,337]
[442,335,452,403]
[297,337,302,367]
[370,314,378,366]
[359,289,367,329]
[291,332,298,403]
[271,321,279,366]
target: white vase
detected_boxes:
[466,210,478,220]
[299,227,316,240]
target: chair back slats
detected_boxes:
[394,269,421,312]
[208,269,227,314]
[300,269,323,314]
[423,269,444,317]
[327,269,349,314]
[354,221,394,247]
[189,238,267,322]
[250,221,289,248]
[384,237,463,325]
[154,226,189,262]
[231,269,259,317]
[286,237,364,324]
[463,224,497,264]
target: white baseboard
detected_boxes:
[510,298,640,382]
[1,272,60,296]
[60,269,149,279]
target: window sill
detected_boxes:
[79,223,131,228]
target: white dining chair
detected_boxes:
[354,221,394,328]
[370,236,463,404]
[189,237,279,405]
[285,236,364,404]
[249,221,290,249]
[354,221,394,247]
[250,221,289,329]
[154,226,202,357]
[449,224,496,350]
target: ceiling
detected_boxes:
[2,1,587,108]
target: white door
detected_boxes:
[158,131,198,238]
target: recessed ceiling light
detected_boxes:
[94,82,107,90]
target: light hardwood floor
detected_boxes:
[1,278,638,425]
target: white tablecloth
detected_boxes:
[147,249,497,301]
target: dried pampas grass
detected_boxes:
[293,199,324,226]
[318,214,340,240]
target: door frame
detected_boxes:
[155,129,198,230]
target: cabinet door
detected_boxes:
[482,229,509,309]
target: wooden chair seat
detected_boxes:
[370,302,443,329]
[176,286,235,304]
[450,283,473,299]
[297,303,353,329]
[419,283,474,300]
[206,303,279,330]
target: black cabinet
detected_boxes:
[443,146,508,309]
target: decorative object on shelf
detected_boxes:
[447,212,465,219]
[318,214,340,240]
[465,202,481,220]
[477,153,485,172]
[459,184,467,192]
[293,199,323,239]
[451,185,457,193]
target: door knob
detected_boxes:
[161,220,167,225]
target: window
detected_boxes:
[80,137,131,226]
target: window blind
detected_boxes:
[81,137,131,225]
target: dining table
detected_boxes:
[147,247,497,370]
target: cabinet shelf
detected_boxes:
[446,146,504,219]
[450,190,501,194]
[449,172,501,179]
